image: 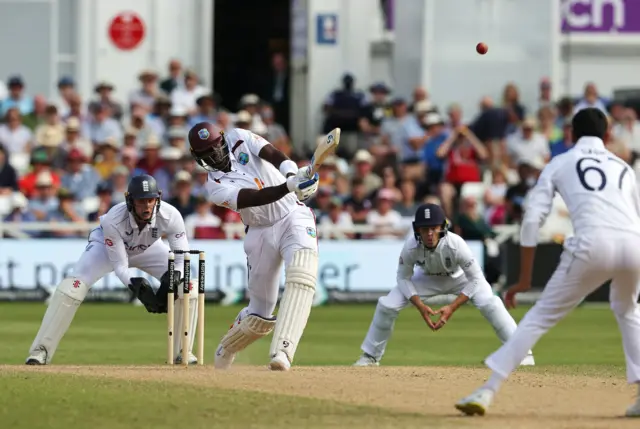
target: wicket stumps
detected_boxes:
[167,250,206,366]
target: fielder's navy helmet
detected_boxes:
[413,203,449,243]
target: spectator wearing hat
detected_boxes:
[46,188,86,238]
[188,93,218,128]
[51,117,93,170]
[234,110,253,130]
[88,181,114,221]
[155,146,184,197]
[3,192,37,230]
[87,104,122,144]
[89,81,123,122]
[506,116,549,167]
[0,76,34,116]
[171,69,209,115]
[146,94,172,137]
[19,149,60,198]
[322,73,366,160]
[167,105,189,133]
[136,134,164,176]
[109,165,130,205]
[160,59,184,95]
[35,127,66,168]
[94,137,122,180]
[28,171,59,220]
[34,105,65,149]
[359,82,391,135]
[0,144,18,195]
[129,69,160,112]
[381,97,427,182]
[261,104,290,152]
[127,104,155,146]
[319,197,354,240]
[54,76,76,118]
[0,107,33,154]
[168,170,197,217]
[166,126,187,152]
[421,112,449,193]
[184,196,223,239]
[60,148,101,200]
[344,177,373,226]
[22,95,48,131]
[366,188,403,239]
[350,149,382,196]
[238,93,267,135]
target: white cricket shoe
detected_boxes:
[353,353,379,367]
[175,351,197,365]
[25,347,47,365]
[455,388,495,416]
[520,353,535,366]
[626,397,640,417]
[268,351,291,371]
[214,344,236,369]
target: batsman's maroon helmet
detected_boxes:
[188,122,229,170]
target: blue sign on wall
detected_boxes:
[316,14,338,45]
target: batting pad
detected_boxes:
[173,282,199,360]
[28,278,85,363]
[220,314,276,353]
[269,248,318,363]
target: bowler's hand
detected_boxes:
[434,305,454,330]
[504,282,531,309]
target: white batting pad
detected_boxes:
[269,248,318,363]
[28,283,83,363]
[173,281,199,360]
[220,314,276,353]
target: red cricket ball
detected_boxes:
[476,42,488,55]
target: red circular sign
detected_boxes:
[108,12,145,51]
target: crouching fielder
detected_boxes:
[187,122,319,371]
[354,203,534,367]
[26,174,199,365]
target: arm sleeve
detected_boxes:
[166,208,189,271]
[520,161,557,246]
[396,241,419,299]
[101,222,135,287]
[240,129,270,156]
[455,238,488,298]
[204,177,242,211]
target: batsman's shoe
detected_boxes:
[214,345,236,369]
[520,353,535,366]
[25,346,47,365]
[455,388,494,416]
[269,351,291,371]
[175,351,197,365]
[353,353,379,367]
[625,398,640,417]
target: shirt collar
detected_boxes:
[574,136,605,149]
[129,209,157,231]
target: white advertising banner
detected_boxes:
[0,239,485,301]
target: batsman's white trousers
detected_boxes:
[74,227,169,286]
[486,231,640,383]
[243,206,318,318]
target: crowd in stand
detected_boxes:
[0,56,638,243]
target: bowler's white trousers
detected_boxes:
[243,206,318,318]
[486,231,640,383]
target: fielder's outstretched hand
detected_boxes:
[434,305,454,330]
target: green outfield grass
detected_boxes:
[0,302,629,429]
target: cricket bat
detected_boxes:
[309,128,341,177]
